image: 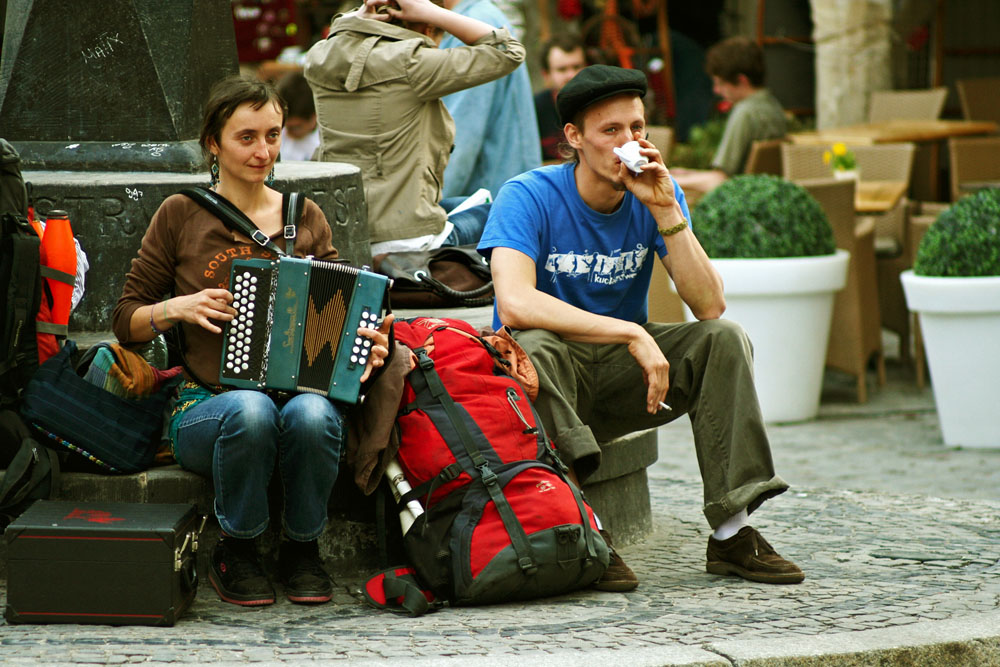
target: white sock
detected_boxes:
[712,508,748,541]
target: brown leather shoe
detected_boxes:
[592,529,639,592]
[706,526,804,584]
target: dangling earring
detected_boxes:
[266,167,275,187]
[210,159,220,187]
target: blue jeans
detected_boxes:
[172,390,344,541]
[441,197,491,247]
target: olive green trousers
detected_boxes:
[513,319,788,529]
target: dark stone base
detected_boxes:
[12,140,206,173]
[23,161,371,331]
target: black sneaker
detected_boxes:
[209,538,275,606]
[278,539,333,604]
[592,529,639,592]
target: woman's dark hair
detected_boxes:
[199,75,288,164]
[705,36,765,87]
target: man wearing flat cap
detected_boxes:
[477,64,803,592]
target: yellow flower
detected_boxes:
[826,143,856,172]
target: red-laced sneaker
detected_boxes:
[706,526,804,584]
[209,538,275,606]
[278,539,333,604]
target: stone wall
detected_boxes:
[24,161,371,331]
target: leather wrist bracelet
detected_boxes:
[658,221,688,237]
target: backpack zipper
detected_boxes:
[506,387,538,434]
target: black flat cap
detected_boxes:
[557,65,648,125]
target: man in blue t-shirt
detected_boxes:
[478,65,803,592]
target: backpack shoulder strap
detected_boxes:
[0,217,42,378]
[0,436,59,520]
[409,348,539,575]
[180,187,286,256]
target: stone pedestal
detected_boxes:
[583,429,659,545]
[24,161,371,332]
[2,0,237,172]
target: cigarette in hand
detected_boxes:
[658,401,672,412]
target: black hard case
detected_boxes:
[4,500,201,626]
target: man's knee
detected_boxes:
[693,318,754,360]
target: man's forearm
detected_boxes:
[497,285,646,345]
[650,203,726,321]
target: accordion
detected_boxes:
[220,256,390,404]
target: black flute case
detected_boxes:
[4,500,203,626]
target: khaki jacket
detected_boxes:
[304,16,524,244]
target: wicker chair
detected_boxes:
[868,88,947,123]
[743,138,785,175]
[781,143,832,180]
[646,258,685,324]
[799,178,884,402]
[783,142,919,363]
[646,126,674,164]
[868,87,946,201]
[782,143,916,252]
[957,77,1000,125]
[947,135,1000,203]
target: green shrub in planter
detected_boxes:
[914,187,1000,277]
[691,174,836,259]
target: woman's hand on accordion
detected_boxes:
[174,288,237,335]
[359,313,394,383]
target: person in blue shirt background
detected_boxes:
[438,0,541,200]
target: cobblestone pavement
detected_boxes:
[2,362,999,665]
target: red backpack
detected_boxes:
[377,317,608,611]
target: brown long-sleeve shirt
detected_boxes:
[112,193,337,385]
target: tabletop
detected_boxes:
[790,119,998,146]
[855,180,909,213]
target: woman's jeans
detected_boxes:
[441,196,491,247]
[172,390,344,541]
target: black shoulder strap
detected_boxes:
[0,433,59,528]
[180,186,286,256]
[282,192,303,257]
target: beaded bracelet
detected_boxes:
[150,305,166,336]
[658,221,689,238]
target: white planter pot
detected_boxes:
[686,250,849,423]
[901,270,1000,448]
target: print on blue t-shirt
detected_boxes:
[477,162,691,331]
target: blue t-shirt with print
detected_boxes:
[478,162,691,331]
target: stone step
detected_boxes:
[1,428,658,577]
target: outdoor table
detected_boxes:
[790,120,999,201]
[788,119,998,146]
[855,180,909,213]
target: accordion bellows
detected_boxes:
[220,256,389,404]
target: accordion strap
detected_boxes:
[180,186,302,257]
